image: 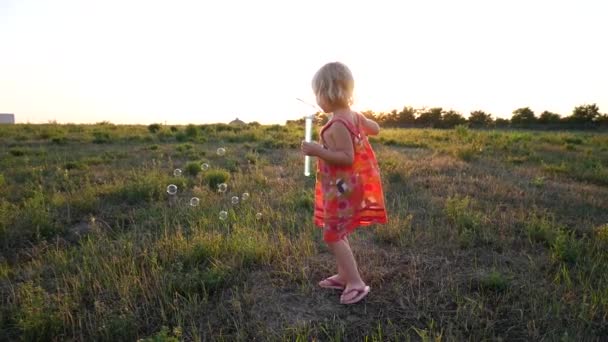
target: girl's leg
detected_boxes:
[330,239,367,302]
[321,241,346,285]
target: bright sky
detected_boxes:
[1,0,606,124]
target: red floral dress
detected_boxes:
[314,113,388,243]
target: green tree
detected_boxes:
[566,104,600,124]
[596,113,608,127]
[397,106,416,126]
[441,110,466,128]
[416,107,443,128]
[538,111,561,124]
[511,107,537,126]
[468,110,493,128]
[495,118,510,127]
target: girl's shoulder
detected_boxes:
[322,113,360,135]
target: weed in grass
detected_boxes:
[204,169,231,190]
[445,195,492,247]
[375,213,413,246]
[9,148,26,156]
[593,224,608,245]
[532,176,545,187]
[479,270,509,292]
[184,161,201,176]
[551,230,584,264]
[525,214,559,246]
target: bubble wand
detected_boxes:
[296,98,322,177]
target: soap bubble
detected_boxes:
[242,192,250,201]
[231,196,239,205]
[217,147,226,156]
[166,184,178,195]
[219,210,228,220]
[173,169,182,177]
[256,212,263,220]
[201,163,209,171]
[190,197,200,207]
[218,183,228,193]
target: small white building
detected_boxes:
[0,114,15,124]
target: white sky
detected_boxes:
[1,0,606,124]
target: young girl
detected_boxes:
[301,61,388,305]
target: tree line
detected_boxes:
[296,104,608,130]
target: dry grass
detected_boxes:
[0,124,607,340]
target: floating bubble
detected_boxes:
[231,196,239,205]
[217,147,226,156]
[201,163,209,171]
[218,183,228,193]
[256,212,263,220]
[174,169,182,177]
[219,210,228,220]
[242,192,250,201]
[166,184,178,195]
[190,197,200,207]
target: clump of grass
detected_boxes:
[245,151,259,165]
[50,136,68,145]
[507,156,528,164]
[593,224,608,245]
[455,124,470,139]
[184,161,201,176]
[563,136,584,145]
[542,161,568,174]
[176,143,193,152]
[479,270,509,292]
[204,169,230,190]
[532,176,545,187]
[9,148,26,156]
[15,281,66,341]
[92,131,111,144]
[375,214,412,246]
[139,326,181,342]
[454,145,478,162]
[64,161,88,170]
[445,195,491,247]
[525,214,559,246]
[107,172,176,205]
[551,230,584,264]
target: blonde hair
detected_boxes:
[312,62,354,108]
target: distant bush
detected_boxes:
[185,124,198,138]
[92,131,111,144]
[148,123,162,133]
[175,132,188,142]
[51,136,68,145]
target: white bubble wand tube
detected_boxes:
[304,114,313,176]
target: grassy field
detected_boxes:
[0,122,607,341]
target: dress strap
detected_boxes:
[320,115,362,141]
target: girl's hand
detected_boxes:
[301,141,323,157]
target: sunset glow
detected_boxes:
[1,0,606,124]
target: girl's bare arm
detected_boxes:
[359,114,380,136]
[317,123,355,166]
